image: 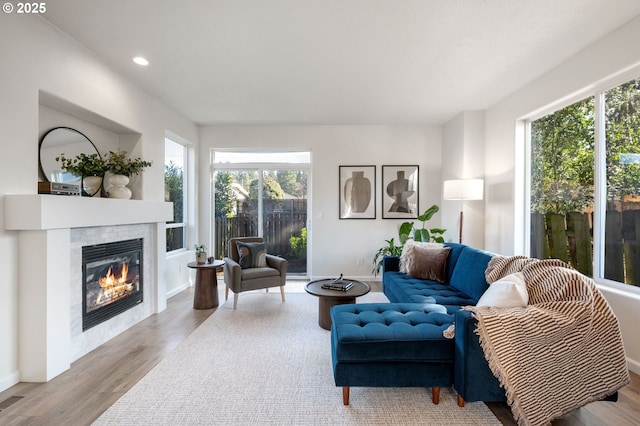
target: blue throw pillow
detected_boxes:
[236,241,267,269]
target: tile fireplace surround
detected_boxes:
[4,194,172,382]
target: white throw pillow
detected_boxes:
[399,240,444,273]
[476,272,528,308]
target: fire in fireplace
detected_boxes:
[82,238,143,330]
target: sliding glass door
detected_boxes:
[213,152,310,275]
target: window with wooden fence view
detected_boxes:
[530,78,640,286]
[214,169,308,274]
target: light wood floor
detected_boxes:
[0,283,638,425]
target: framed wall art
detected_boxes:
[339,165,376,219]
[382,165,418,219]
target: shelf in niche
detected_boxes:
[4,194,172,230]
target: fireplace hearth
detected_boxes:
[82,238,143,330]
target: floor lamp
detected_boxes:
[443,179,484,244]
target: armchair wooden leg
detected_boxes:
[225,286,229,301]
[457,394,465,407]
[233,293,238,310]
[280,285,285,302]
[342,387,350,405]
[432,387,440,404]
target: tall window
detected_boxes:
[529,77,640,288]
[213,151,310,275]
[165,138,186,252]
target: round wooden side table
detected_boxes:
[305,279,370,330]
[187,259,224,309]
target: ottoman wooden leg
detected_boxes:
[432,386,440,404]
[343,387,350,405]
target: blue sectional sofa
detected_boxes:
[382,242,506,405]
[330,242,507,406]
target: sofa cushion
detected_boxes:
[383,272,476,314]
[236,241,267,269]
[448,246,494,302]
[476,272,528,308]
[407,246,451,283]
[331,303,454,362]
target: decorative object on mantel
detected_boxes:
[104,150,153,199]
[40,127,103,197]
[55,152,106,197]
[194,244,208,264]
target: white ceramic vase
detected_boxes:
[82,175,103,197]
[196,252,207,264]
[107,174,132,199]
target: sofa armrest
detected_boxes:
[453,310,506,403]
[382,255,400,273]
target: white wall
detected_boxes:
[0,15,197,391]
[198,125,442,279]
[441,111,485,248]
[484,15,640,373]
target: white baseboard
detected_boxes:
[166,281,190,299]
[627,357,640,375]
[0,371,20,393]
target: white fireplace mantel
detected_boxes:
[4,194,172,383]
[4,194,172,230]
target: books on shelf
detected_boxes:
[322,274,353,291]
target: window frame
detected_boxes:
[525,73,640,295]
[165,137,188,254]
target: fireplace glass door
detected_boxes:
[82,238,143,330]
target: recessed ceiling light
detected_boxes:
[133,56,149,66]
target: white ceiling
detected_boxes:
[41,0,640,126]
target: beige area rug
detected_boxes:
[93,289,501,425]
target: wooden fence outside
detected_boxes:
[214,199,307,273]
[531,210,640,286]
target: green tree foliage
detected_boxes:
[276,170,307,198]
[531,78,640,214]
[531,98,595,214]
[164,162,183,222]
[289,227,307,255]
[605,79,640,201]
[215,171,238,217]
[249,174,284,200]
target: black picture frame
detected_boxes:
[339,165,376,219]
[382,165,418,219]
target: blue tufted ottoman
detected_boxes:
[330,303,455,405]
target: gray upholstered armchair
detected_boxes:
[223,237,287,309]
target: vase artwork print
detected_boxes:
[339,166,376,219]
[382,165,418,219]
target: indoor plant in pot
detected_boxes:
[372,204,446,276]
[194,244,208,264]
[55,152,106,197]
[104,150,152,199]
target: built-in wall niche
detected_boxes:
[38,91,145,198]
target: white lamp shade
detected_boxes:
[443,179,484,200]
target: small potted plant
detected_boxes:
[55,152,106,196]
[104,150,152,199]
[104,150,153,177]
[194,244,208,264]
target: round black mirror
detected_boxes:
[39,127,103,196]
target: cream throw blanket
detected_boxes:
[469,256,630,426]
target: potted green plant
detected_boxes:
[194,244,208,264]
[104,150,152,177]
[372,204,446,276]
[104,150,152,199]
[55,152,106,196]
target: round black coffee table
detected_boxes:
[305,279,370,330]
